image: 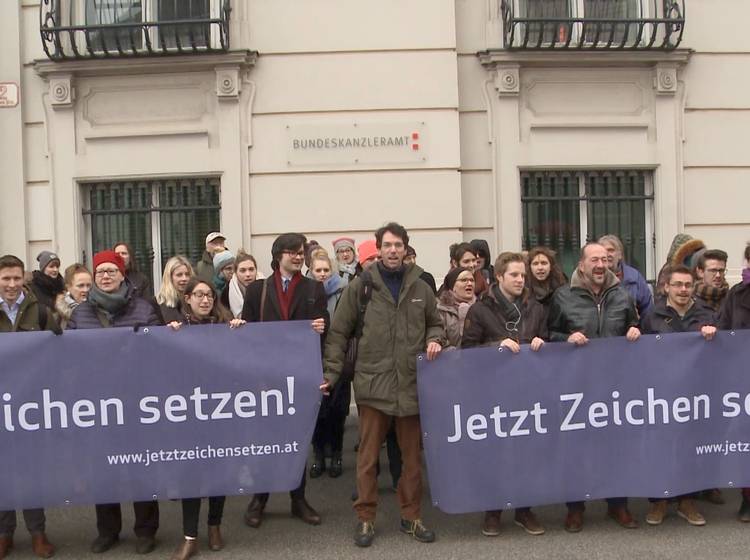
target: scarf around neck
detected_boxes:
[694,281,729,311]
[88,283,129,318]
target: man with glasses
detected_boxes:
[641,264,715,527]
[693,249,730,313]
[461,252,547,537]
[241,233,328,529]
[323,222,444,547]
[548,242,641,533]
[67,251,161,555]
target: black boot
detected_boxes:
[310,451,326,478]
[329,453,343,478]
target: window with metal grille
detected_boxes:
[504,0,684,50]
[82,177,221,290]
[521,169,655,280]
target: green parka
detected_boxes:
[0,289,59,333]
[323,263,444,417]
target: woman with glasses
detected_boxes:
[461,252,547,538]
[332,237,358,285]
[67,250,162,555]
[166,277,244,560]
[156,256,195,323]
[436,267,476,349]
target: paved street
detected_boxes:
[7,415,750,559]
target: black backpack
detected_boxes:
[341,270,374,382]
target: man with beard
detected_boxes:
[548,242,641,533]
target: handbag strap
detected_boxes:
[259,278,269,322]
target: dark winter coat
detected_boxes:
[126,269,152,299]
[29,270,64,311]
[548,269,639,341]
[67,286,161,329]
[462,284,548,348]
[241,271,329,355]
[718,282,750,330]
[640,298,715,334]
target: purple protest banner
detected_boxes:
[418,331,750,514]
[0,320,321,510]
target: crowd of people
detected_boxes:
[0,224,748,557]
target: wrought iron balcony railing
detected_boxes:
[501,0,684,50]
[40,0,231,60]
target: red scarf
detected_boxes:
[274,272,301,320]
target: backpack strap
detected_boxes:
[353,270,373,339]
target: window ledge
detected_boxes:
[478,48,692,69]
[34,49,257,79]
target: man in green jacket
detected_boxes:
[323,223,443,548]
[0,255,57,559]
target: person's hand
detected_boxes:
[500,338,521,354]
[319,381,331,396]
[626,326,641,342]
[568,332,588,346]
[426,341,442,361]
[701,325,717,341]
[311,318,326,334]
[229,318,246,329]
[167,321,182,331]
[530,337,545,352]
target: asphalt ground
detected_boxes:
[6,414,750,560]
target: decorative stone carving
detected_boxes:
[655,65,677,95]
[49,74,73,108]
[495,65,520,96]
[216,66,240,100]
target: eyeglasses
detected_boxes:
[705,268,726,276]
[381,242,405,250]
[283,250,305,258]
[336,248,353,254]
[95,269,120,277]
[669,282,694,289]
[191,291,215,301]
[455,277,475,284]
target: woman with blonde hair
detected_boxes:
[156,255,194,323]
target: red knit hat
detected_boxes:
[358,240,378,266]
[93,250,126,276]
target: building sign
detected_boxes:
[0,83,19,108]
[286,122,426,166]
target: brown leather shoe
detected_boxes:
[0,536,13,559]
[243,496,266,528]
[481,510,501,537]
[207,525,224,551]
[608,505,639,529]
[564,509,584,533]
[170,538,197,560]
[514,509,545,536]
[291,498,321,525]
[31,532,55,558]
[701,489,725,505]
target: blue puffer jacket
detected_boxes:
[620,263,653,317]
[67,286,161,330]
